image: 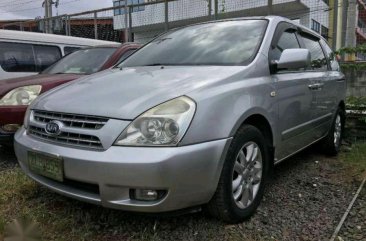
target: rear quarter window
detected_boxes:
[320,39,340,71]
[300,35,328,71]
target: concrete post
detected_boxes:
[268,0,273,15]
[345,0,357,47]
[345,0,358,60]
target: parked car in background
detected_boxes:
[0,30,120,81]
[0,43,139,145]
[14,16,346,223]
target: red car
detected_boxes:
[0,43,140,146]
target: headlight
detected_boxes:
[0,85,42,106]
[115,96,196,146]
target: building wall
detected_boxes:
[344,68,366,97]
[113,0,330,43]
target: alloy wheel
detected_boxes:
[232,141,263,209]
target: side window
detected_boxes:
[0,42,36,72]
[301,35,328,71]
[33,45,62,72]
[270,31,300,62]
[117,49,136,64]
[320,39,340,71]
[64,46,81,55]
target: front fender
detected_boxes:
[180,76,278,147]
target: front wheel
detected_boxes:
[206,125,270,223]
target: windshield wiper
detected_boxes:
[142,63,180,66]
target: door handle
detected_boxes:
[308,83,324,90]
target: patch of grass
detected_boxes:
[340,142,366,179]
[3,142,365,241]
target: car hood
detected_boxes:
[33,66,246,120]
[0,73,84,98]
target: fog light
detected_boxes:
[1,124,21,133]
[131,189,166,201]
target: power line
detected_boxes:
[0,0,42,9]
[0,0,80,13]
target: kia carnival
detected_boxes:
[14,16,346,223]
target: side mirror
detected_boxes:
[276,48,310,70]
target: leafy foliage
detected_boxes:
[347,96,366,110]
[340,62,366,71]
[335,44,366,55]
[346,96,366,124]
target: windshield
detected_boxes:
[43,47,117,74]
[120,20,267,67]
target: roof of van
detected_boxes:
[0,30,120,46]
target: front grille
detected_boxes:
[29,126,103,149]
[28,110,107,150]
[33,110,108,130]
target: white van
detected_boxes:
[0,30,119,81]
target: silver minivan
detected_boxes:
[14,16,346,223]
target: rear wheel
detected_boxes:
[320,107,345,156]
[206,125,270,223]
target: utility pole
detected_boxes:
[43,0,54,33]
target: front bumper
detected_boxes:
[15,127,231,212]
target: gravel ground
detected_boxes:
[337,183,366,241]
[0,144,364,241]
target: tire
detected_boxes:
[320,107,345,156]
[206,125,271,223]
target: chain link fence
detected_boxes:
[0,0,364,55]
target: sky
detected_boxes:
[0,0,113,20]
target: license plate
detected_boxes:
[28,151,64,182]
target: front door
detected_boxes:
[269,24,318,161]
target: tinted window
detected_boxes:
[301,36,327,71]
[64,46,81,55]
[270,31,300,62]
[0,42,36,72]
[34,45,62,72]
[320,39,339,71]
[121,20,268,67]
[43,47,117,75]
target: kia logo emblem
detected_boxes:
[45,120,63,136]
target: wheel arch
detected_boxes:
[230,111,276,171]
[242,114,274,150]
[230,109,276,149]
